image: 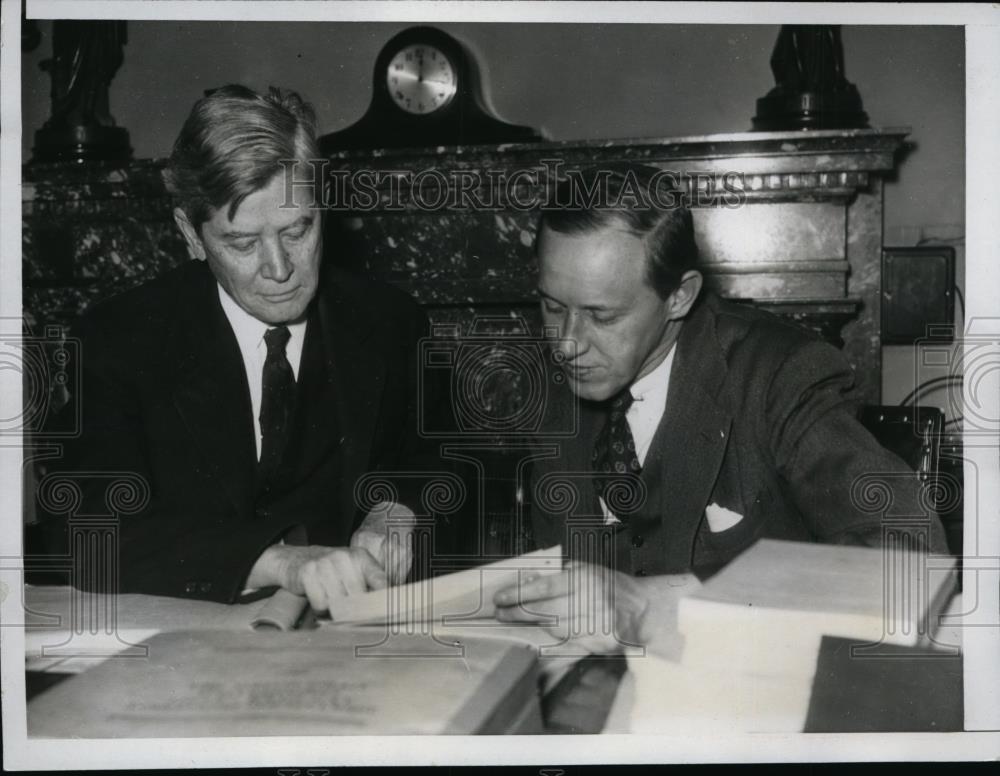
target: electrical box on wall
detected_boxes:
[881,246,956,345]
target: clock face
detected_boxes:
[386,44,457,115]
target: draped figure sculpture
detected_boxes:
[33,21,132,163]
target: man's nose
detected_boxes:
[556,312,589,360]
[260,238,293,282]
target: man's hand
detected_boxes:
[350,501,416,586]
[247,544,387,613]
[493,562,701,657]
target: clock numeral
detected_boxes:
[438,92,445,99]
[396,90,404,100]
[394,63,403,71]
[417,103,425,112]
[391,77,398,85]
[405,53,412,62]
[431,50,437,60]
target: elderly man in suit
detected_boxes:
[494,164,948,654]
[44,85,437,611]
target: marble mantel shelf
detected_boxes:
[328,127,910,165]
[321,127,909,210]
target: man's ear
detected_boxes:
[173,207,206,261]
[665,270,703,320]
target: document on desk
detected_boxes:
[324,545,563,626]
[23,585,314,678]
[23,546,562,676]
[23,584,310,633]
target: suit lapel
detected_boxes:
[170,263,257,518]
[535,366,607,520]
[643,296,733,570]
[276,301,338,490]
[316,275,386,524]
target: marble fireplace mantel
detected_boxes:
[24,127,907,406]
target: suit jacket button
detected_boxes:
[631,534,644,548]
[183,582,197,594]
[199,582,212,594]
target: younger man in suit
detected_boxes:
[494,164,948,654]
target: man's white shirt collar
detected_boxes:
[217,285,307,366]
[629,345,675,411]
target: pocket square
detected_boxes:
[705,502,744,533]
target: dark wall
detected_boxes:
[21,22,964,234]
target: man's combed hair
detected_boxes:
[163,84,322,228]
[539,164,699,299]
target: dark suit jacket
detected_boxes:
[530,293,949,578]
[41,260,442,602]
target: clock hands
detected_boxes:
[387,45,455,114]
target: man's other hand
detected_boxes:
[247,544,387,613]
[350,501,416,586]
[493,562,700,658]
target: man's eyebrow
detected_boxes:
[220,216,313,240]
[536,288,618,312]
[280,215,314,231]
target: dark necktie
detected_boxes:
[259,325,295,481]
[592,389,641,513]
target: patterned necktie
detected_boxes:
[259,326,295,481]
[592,389,641,511]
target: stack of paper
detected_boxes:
[679,539,957,672]
[627,539,956,733]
